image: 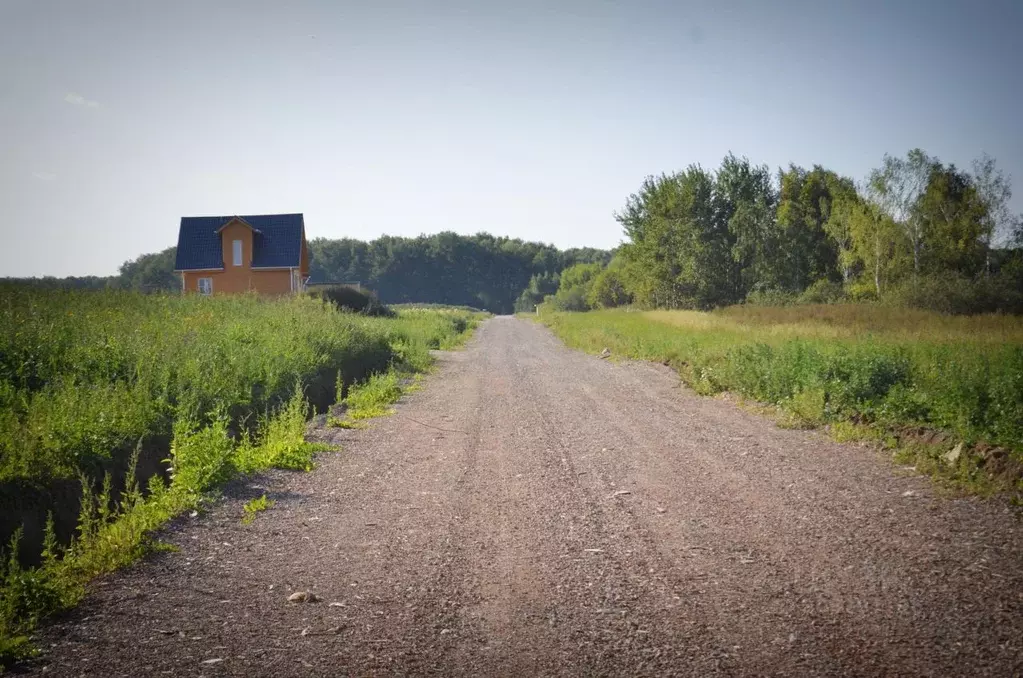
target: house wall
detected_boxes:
[182,269,294,295]
[300,236,309,277]
[215,221,255,292]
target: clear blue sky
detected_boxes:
[1,0,1020,277]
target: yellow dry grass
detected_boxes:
[644,304,1023,344]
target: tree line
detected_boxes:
[307,233,609,313]
[10,148,1020,316]
[1,247,179,293]
[547,150,1023,314]
[3,235,611,314]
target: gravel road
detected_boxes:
[29,317,1023,676]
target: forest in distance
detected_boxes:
[5,235,610,315]
[6,147,1023,316]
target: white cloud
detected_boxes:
[32,171,57,181]
[64,92,100,108]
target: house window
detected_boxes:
[232,239,243,266]
[197,277,213,295]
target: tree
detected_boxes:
[545,262,603,311]
[971,153,1014,272]
[616,165,734,309]
[916,163,986,276]
[587,259,632,308]
[824,194,865,283]
[868,149,934,274]
[117,247,179,292]
[776,165,857,291]
[853,185,909,296]
[717,154,778,298]
[562,247,614,267]
[514,272,560,312]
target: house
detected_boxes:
[174,213,310,295]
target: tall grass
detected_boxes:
[539,306,1023,496]
[0,287,397,484]
[0,286,485,666]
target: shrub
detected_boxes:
[797,279,846,305]
[745,288,797,307]
[883,273,1023,315]
[587,267,633,308]
[845,279,879,302]
[543,263,605,312]
[343,371,405,420]
[544,286,590,312]
[307,286,394,316]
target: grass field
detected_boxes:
[538,305,1023,497]
[0,286,484,665]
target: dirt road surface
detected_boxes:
[29,317,1023,676]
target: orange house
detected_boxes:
[174,213,310,295]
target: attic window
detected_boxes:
[232,239,243,266]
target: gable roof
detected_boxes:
[174,214,305,270]
[216,216,260,234]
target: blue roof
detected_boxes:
[174,214,305,270]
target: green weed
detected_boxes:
[327,416,363,429]
[242,495,275,525]
[344,372,405,420]
[235,385,329,473]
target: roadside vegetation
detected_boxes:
[306,285,394,317]
[0,285,483,666]
[542,149,1021,315]
[534,147,1022,498]
[241,494,275,525]
[539,306,1023,498]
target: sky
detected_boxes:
[1,0,1021,277]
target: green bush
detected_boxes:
[167,416,236,491]
[587,267,633,308]
[542,263,603,312]
[514,273,560,313]
[797,279,846,305]
[883,273,1023,315]
[544,286,590,312]
[307,285,395,316]
[745,288,797,307]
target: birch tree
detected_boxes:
[859,181,910,295]
[868,149,934,274]
[971,153,1014,272]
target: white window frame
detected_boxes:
[232,239,243,266]
[197,277,213,295]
